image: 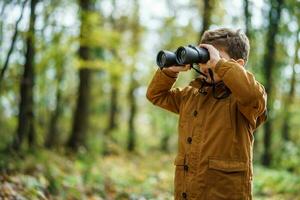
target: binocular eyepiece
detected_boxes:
[156,45,210,68]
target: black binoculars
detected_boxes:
[156,45,210,68]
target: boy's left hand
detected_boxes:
[199,44,221,70]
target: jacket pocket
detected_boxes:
[174,155,185,199]
[205,158,247,200]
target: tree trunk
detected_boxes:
[67,0,93,151]
[243,0,252,39]
[45,66,64,148]
[196,0,214,78]
[281,29,299,141]
[13,0,37,151]
[102,84,118,155]
[106,0,119,133]
[108,86,118,131]
[67,68,91,150]
[261,0,284,166]
[126,0,140,152]
[102,0,120,155]
[127,78,137,151]
[199,0,214,43]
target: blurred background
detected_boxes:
[0,0,299,199]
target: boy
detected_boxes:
[146,28,267,200]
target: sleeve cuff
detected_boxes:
[214,58,239,78]
[150,68,177,89]
[161,68,179,78]
[214,58,227,78]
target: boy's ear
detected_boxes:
[236,59,245,67]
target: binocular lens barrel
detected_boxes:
[156,50,180,68]
[156,45,210,68]
[176,46,209,65]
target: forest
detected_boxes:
[0,0,299,199]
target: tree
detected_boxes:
[0,0,9,49]
[243,0,252,39]
[45,33,66,148]
[198,0,215,43]
[0,0,28,87]
[195,0,215,78]
[261,0,284,166]
[127,0,141,152]
[67,0,94,151]
[102,0,121,155]
[281,29,299,141]
[12,0,38,150]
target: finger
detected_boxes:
[171,65,187,72]
[199,43,212,47]
[199,44,213,50]
[168,66,181,72]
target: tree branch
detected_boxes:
[0,0,28,86]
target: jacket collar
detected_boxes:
[189,78,230,97]
[189,77,227,89]
[189,78,211,88]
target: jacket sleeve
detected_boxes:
[146,68,183,114]
[215,58,267,128]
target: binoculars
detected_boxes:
[156,45,210,68]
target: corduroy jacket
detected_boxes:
[146,58,267,200]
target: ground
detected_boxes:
[0,150,299,200]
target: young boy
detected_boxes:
[146,28,267,200]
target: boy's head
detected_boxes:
[197,28,250,83]
[201,28,250,65]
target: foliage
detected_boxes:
[0,0,300,198]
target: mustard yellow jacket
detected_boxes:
[146,59,267,200]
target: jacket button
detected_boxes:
[184,165,189,171]
[182,192,187,198]
[187,137,192,144]
[193,110,198,116]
